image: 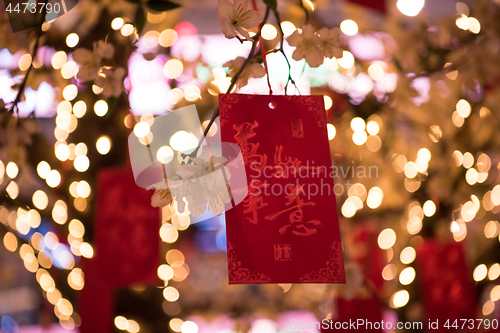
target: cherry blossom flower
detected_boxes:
[217,0,260,40]
[151,188,173,208]
[190,156,228,175]
[149,156,230,217]
[223,57,266,88]
[93,40,114,59]
[73,40,114,81]
[173,157,230,217]
[176,163,200,180]
[72,49,98,81]
[286,24,324,68]
[94,67,126,97]
[318,27,343,59]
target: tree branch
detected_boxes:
[7,0,49,115]
[188,7,271,158]
[273,9,298,93]
[298,0,310,24]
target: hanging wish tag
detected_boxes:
[219,94,346,284]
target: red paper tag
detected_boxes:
[80,166,161,332]
[79,259,114,333]
[415,240,477,331]
[219,94,345,284]
[347,222,385,294]
[94,166,161,286]
[322,297,384,332]
[347,0,385,13]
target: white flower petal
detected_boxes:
[236,26,252,40]
[240,10,260,29]
[238,74,250,88]
[305,49,324,68]
[318,27,333,40]
[292,48,307,62]
[177,164,200,179]
[151,189,172,208]
[234,0,249,11]
[220,18,239,39]
[286,30,302,47]
[301,24,317,39]
[217,0,234,20]
[250,63,266,78]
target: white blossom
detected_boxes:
[217,0,260,40]
[95,67,126,98]
[287,24,342,68]
[151,189,173,208]
[223,57,266,88]
[73,40,114,81]
[318,27,343,59]
[150,156,230,217]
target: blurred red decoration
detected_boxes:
[347,221,385,295]
[93,166,160,286]
[79,259,114,333]
[322,297,384,332]
[347,0,386,13]
[79,166,160,333]
[415,240,477,332]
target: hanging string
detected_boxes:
[252,0,273,96]
[259,33,273,96]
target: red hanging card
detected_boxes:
[94,166,161,286]
[79,259,114,333]
[219,94,345,284]
[347,0,386,13]
[80,166,161,332]
[322,297,384,332]
[347,222,385,294]
[415,240,477,331]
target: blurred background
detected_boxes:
[0,0,500,332]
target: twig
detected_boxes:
[188,7,271,158]
[413,59,468,78]
[235,36,254,44]
[8,0,49,115]
[273,9,298,93]
[298,0,310,24]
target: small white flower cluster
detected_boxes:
[72,40,125,97]
[216,0,343,87]
[287,24,343,68]
[223,57,266,88]
[217,0,260,40]
[151,157,231,217]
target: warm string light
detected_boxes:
[1,199,81,328]
[348,116,383,152]
[14,62,100,325]
[455,7,481,34]
[340,19,358,36]
[114,316,140,332]
[147,204,193,319]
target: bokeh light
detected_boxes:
[340,20,358,36]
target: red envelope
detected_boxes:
[219,94,345,284]
[347,0,385,13]
[322,297,384,332]
[79,259,114,333]
[80,166,161,332]
[347,222,385,294]
[415,240,477,331]
[94,166,161,286]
